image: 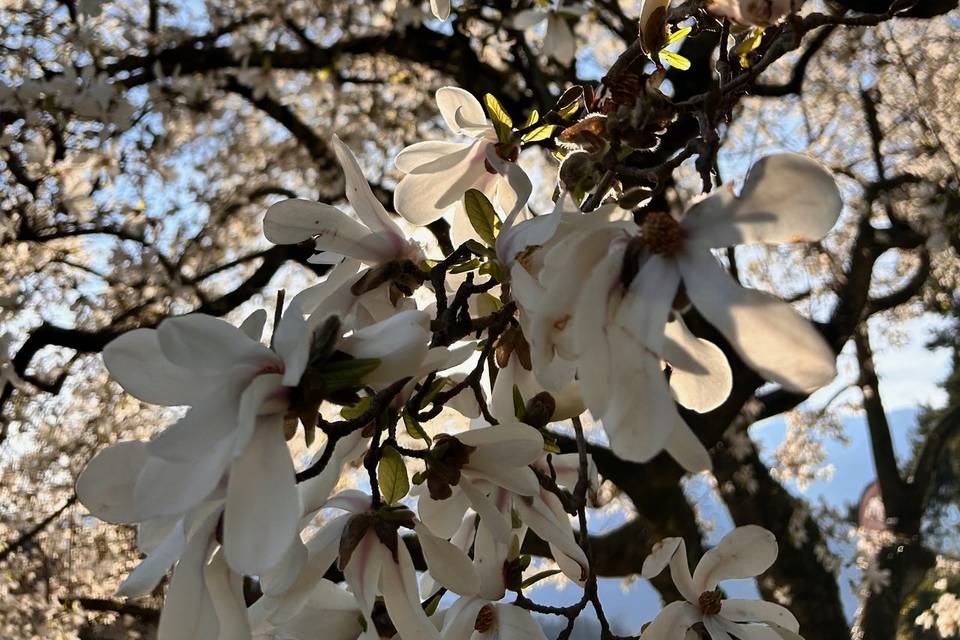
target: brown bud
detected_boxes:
[338,512,375,570]
[524,392,556,429]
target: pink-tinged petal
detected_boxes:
[440,596,488,640]
[223,417,300,576]
[117,519,186,598]
[204,548,252,639]
[616,254,680,356]
[239,309,268,342]
[436,87,487,135]
[703,615,735,640]
[544,14,576,64]
[331,135,406,240]
[720,599,800,633]
[640,601,702,640]
[343,531,383,631]
[509,8,548,28]
[76,440,148,524]
[665,419,713,473]
[664,317,732,413]
[692,525,778,592]
[417,487,470,539]
[102,329,211,406]
[642,536,699,603]
[381,542,442,640]
[395,140,471,173]
[415,522,481,596]
[394,141,489,225]
[135,436,234,520]
[517,490,588,584]
[684,153,842,250]
[458,424,545,468]
[156,513,219,640]
[430,0,451,20]
[679,250,836,393]
[497,603,550,640]
[157,313,277,374]
[460,480,512,542]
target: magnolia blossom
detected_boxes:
[394,87,532,227]
[250,579,366,640]
[508,2,587,65]
[256,490,478,640]
[640,526,802,639]
[441,596,548,640]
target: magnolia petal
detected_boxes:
[458,423,545,469]
[679,250,836,393]
[617,254,680,356]
[684,153,842,250]
[517,490,588,583]
[76,440,149,524]
[719,619,783,640]
[665,419,713,473]
[640,601,702,640]
[393,141,489,225]
[223,417,301,575]
[498,603,549,640]
[147,383,240,462]
[692,525,778,592]
[343,532,383,631]
[259,536,308,596]
[331,135,406,240]
[239,309,268,342]
[436,87,487,135]
[156,514,219,640]
[117,519,186,598]
[460,480,512,542]
[440,596,488,640]
[380,542,442,640]
[474,521,509,600]
[135,435,234,520]
[468,465,541,497]
[430,0,451,20]
[234,373,285,457]
[340,310,430,387]
[157,313,277,374]
[484,146,532,219]
[544,14,576,64]
[204,548,252,640]
[571,248,622,414]
[415,522,481,596]
[417,488,470,539]
[395,140,471,173]
[102,329,210,406]
[664,317,732,413]
[720,599,800,633]
[704,615,736,640]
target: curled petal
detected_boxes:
[720,599,800,633]
[692,525,778,592]
[664,316,732,413]
[640,601,702,640]
[436,87,487,135]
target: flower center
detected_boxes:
[474,604,496,632]
[698,590,722,616]
[641,212,685,257]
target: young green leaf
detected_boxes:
[315,358,381,393]
[521,123,559,143]
[341,396,372,420]
[520,569,563,589]
[464,189,500,246]
[402,409,431,445]
[660,50,691,71]
[523,108,540,129]
[484,93,514,144]
[378,446,410,505]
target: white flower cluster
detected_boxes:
[76,3,837,633]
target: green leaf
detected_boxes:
[464,189,500,246]
[420,377,448,408]
[513,385,526,420]
[660,50,691,71]
[402,410,431,445]
[423,591,444,617]
[511,508,523,529]
[520,569,563,589]
[735,28,764,68]
[523,108,540,128]
[521,123,559,143]
[464,238,497,259]
[484,93,513,144]
[478,260,505,283]
[543,434,561,454]
[341,396,372,420]
[316,358,381,393]
[378,446,410,506]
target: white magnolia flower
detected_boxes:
[416,424,544,542]
[264,135,423,267]
[441,596,548,640]
[430,0,451,21]
[250,579,367,640]
[508,2,587,65]
[640,526,802,640]
[257,490,479,640]
[394,87,532,226]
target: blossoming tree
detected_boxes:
[1,0,959,638]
